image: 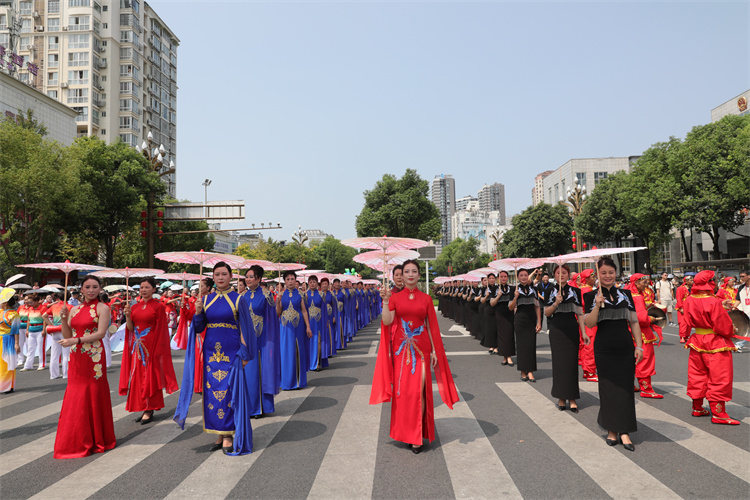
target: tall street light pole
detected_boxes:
[135,131,175,268]
[202,179,212,219]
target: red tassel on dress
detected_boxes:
[53,300,116,459]
[118,298,179,412]
[370,289,458,446]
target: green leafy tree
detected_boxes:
[499,204,574,258]
[619,140,682,271]
[14,109,48,137]
[433,237,491,276]
[355,169,441,240]
[576,172,631,249]
[669,115,750,259]
[0,118,81,269]
[69,137,165,267]
[310,236,359,273]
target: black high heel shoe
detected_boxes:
[569,406,579,413]
[410,444,422,454]
[557,404,566,411]
[605,437,618,446]
[140,410,154,425]
[620,436,635,451]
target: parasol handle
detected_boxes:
[64,272,69,304]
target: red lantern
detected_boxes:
[141,220,147,228]
[157,229,164,239]
[572,236,576,242]
[583,243,588,249]
[592,245,597,250]
[141,211,147,218]
[157,220,163,228]
[571,230,576,236]
[140,231,147,239]
[572,243,577,249]
[157,210,164,218]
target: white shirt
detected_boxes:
[656,280,673,301]
[738,285,750,316]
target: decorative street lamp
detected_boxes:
[135,131,175,268]
[559,177,588,254]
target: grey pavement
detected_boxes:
[0,312,748,499]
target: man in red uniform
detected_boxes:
[578,269,598,381]
[682,270,739,425]
[675,275,693,344]
[629,274,664,398]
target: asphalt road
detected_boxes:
[0,311,748,499]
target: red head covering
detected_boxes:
[721,276,732,287]
[691,270,716,292]
[567,272,579,288]
[579,269,594,282]
[627,273,647,291]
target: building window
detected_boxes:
[68,70,89,84]
[68,33,89,48]
[119,133,137,146]
[554,184,559,203]
[48,1,60,14]
[119,47,133,60]
[20,1,33,16]
[548,187,552,204]
[47,90,58,99]
[101,129,106,134]
[68,15,90,31]
[120,30,133,43]
[72,106,89,122]
[594,171,608,185]
[48,36,59,49]
[67,88,88,104]
[68,51,89,67]
[120,0,140,13]
[0,14,6,30]
[48,54,59,68]
[119,116,138,130]
[662,243,672,271]
[69,0,91,6]
[47,71,58,85]
[47,17,60,32]
[575,172,586,186]
[21,19,32,33]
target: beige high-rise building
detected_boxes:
[532,170,553,206]
[431,174,456,247]
[0,0,178,196]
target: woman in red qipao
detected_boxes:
[370,259,458,454]
[120,277,179,424]
[172,289,196,350]
[54,275,116,459]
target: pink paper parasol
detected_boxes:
[3,273,26,286]
[18,260,110,302]
[488,257,548,285]
[159,272,204,281]
[342,236,428,286]
[92,267,165,291]
[155,250,245,299]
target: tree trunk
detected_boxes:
[680,229,692,263]
[710,225,722,260]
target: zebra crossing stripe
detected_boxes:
[164,387,314,499]
[0,400,62,432]
[498,382,681,499]
[0,389,48,409]
[586,386,750,483]
[436,385,523,499]
[29,412,203,499]
[307,385,382,499]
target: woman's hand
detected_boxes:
[582,333,591,346]
[306,327,312,338]
[124,302,132,319]
[60,305,69,320]
[555,293,563,305]
[195,298,203,314]
[15,342,20,353]
[535,322,541,333]
[514,288,520,298]
[58,337,77,348]
[380,287,391,302]
[634,347,644,363]
[430,351,438,368]
[595,292,605,308]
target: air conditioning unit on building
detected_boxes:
[35,25,44,31]
[61,82,68,88]
[33,11,40,18]
[62,26,68,31]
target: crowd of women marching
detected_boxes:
[435,263,749,451]
[0,264,383,458]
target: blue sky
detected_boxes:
[152,0,749,241]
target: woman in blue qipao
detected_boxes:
[344,280,356,342]
[319,278,338,358]
[239,265,280,417]
[332,279,347,350]
[305,276,330,371]
[276,271,313,390]
[173,262,257,455]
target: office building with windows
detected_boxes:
[478,182,505,225]
[531,170,553,206]
[431,174,456,247]
[0,0,178,196]
[541,157,639,207]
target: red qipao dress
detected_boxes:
[370,288,458,446]
[119,298,179,412]
[53,300,116,458]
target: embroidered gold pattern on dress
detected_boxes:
[212,389,227,402]
[208,403,214,410]
[281,302,300,327]
[308,304,321,321]
[207,322,237,330]
[249,308,264,337]
[217,409,225,419]
[71,332,104,379]
[327,304,333,315]
[212,369,228,382]
[208,342,231,363]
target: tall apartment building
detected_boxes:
[477,182,505,225]
[531,170,553,206]
[0,0,178,197]
[541,157,638,207]
[430,174,456,247]
[454,195,476,211]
